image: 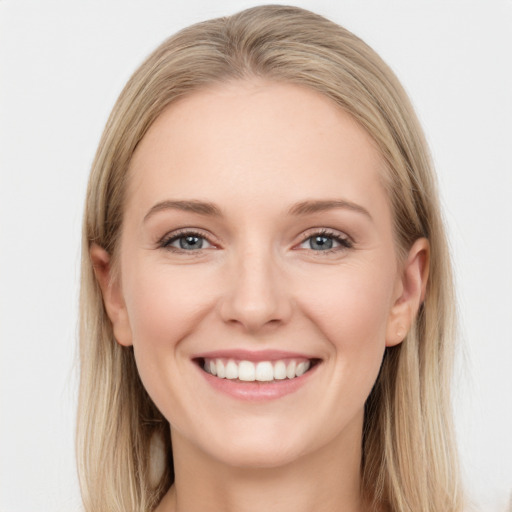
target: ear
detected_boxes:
[385,238,430,347]
[90,243,133,347]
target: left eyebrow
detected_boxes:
[143,200,222,223]
[288,199,373,222]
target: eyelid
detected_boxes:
[156,227,352,253]
[296,228,353,251]
[158,228,219,251]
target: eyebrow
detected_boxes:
[288,199,373,221]
[144,200,222,222]
[143,198,372,222]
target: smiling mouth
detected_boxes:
[196,357,320,383]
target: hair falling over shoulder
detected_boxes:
[78,5,464,511]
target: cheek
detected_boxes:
[121,263,221,424]
[298,262,395,394]
[302,263,395,347]
[124,263,216,349]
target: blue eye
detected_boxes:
[162,232,212,251]
[299,231,352,251]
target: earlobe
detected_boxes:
[385,238,430,347]
[90,243,133,347]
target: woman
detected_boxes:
[78,5,464,511]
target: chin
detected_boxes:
[209,439,304,470]
[190,418,321,470]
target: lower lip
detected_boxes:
[196,362,319,401]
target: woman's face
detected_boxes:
[95,80,426,469]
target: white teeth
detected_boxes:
[216,359,226,378]
[238,361,256,381]
[203,358,314,382]
[225,360,238,380]
[295,361,310,376]
[286,360,296,379]
[273,360,287,380]
[255,361,274,381]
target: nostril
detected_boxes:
[218,274,293,332]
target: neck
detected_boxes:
[156,416,366,512]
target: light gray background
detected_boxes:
[1,1,511,511]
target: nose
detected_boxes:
[219,247,293,333]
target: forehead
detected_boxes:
[126,80,389,220]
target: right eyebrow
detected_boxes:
[143,200,222,223]
[288,199,373,222]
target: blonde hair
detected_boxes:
[78,5,463,511]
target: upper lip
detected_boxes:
[192,349,318,362]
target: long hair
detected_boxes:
[78,5,463,511]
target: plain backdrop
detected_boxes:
[1,1,511,511]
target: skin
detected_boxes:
[92,80,429,512]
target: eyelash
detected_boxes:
[158,228,353,254]
[298,229,353,254]
[159,229,214,253]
